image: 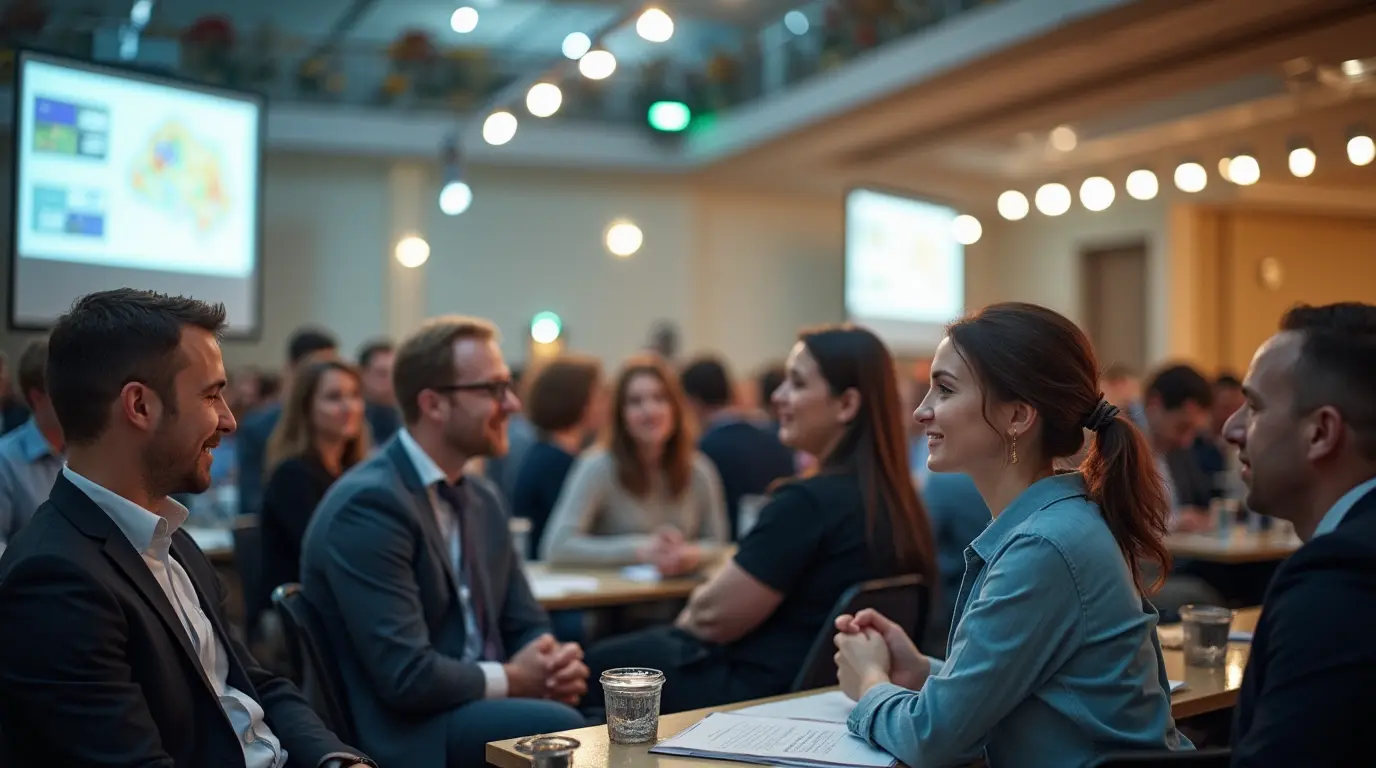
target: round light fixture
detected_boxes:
[636,8,674,43]
[530,311,563,344]
[1079,176,1115,212]
[1229,154,1260,186]
[1288,146,1316,178]
[562,32,591,60]
[997,190,1029,221]
[1174,162,1207,193]
[1049,125,1077,152]
[395,235,430,268]
[784,10,809,35]
[951,215,982,245]
[1125,169,1159,200]
[1034,183,1071,216]
[438,181,472,216]
[450,6,479,33]
[579,49,617,80]
[1349,134,1375,166]
[1217,156,1233,183]
[525,82,562,117]
[605,220,643,257]
[482,111,518,146]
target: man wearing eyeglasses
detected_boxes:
[300,316,588,768]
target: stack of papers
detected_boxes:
[651,712,896,768]
[527,574,600,599]
[735,691,856,724]
[620,564,662,583]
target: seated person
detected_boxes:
[510,354,605,555]
[581,327,937,714]
[300,317,587,768]
[1225,303,1376,766]
[834,304,1187,767]
[0,339,64,557]
[541,355,728,576]
[260,360,370,616]
[0,289,370,767]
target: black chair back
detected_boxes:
[1094,748,1231,766]
[272,583,355,743]
[232,514,264,640]
[791,574,928,692]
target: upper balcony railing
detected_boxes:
[0,0,1006,133]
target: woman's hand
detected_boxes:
[835,629,892,701]
[835,609,931,691]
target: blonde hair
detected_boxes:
[265,359,371,473]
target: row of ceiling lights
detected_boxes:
[394,218,645,268]
[995,128,1375,220]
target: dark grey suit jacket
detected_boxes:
[300,436,550,768]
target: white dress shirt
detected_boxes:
[62,467,287,768]
[396,429,509,698]
[1314,475,1376,538]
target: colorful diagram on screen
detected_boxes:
[129,120,230,233]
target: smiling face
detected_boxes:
[1223,331,1311,524]
[915,337,1008,475]
[772,341,852,458]
[145,326,237,496]
[311,367,366,445]
[622,372,675,451]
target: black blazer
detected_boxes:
[300,436,551,768]
[261,455,337,612]
[0,473,365,767]
[1231,483,1376,766]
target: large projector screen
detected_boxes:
[9,50,263,334]
[844,189,965,353]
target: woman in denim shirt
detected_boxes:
[835,303,1190,767]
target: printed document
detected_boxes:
[651,712,896,768]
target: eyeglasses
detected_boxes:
[430,379,515,401]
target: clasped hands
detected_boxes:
[833,609,932,702]
[635,526,703,578]
[505,634,589,705]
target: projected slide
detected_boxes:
[11,52,261,333]
[845,189,964,351]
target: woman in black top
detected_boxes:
[581,325,937,714]
[510,354,604,556]
[260,360,369,610]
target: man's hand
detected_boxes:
[542,642,589,705]
[504,634,559,699]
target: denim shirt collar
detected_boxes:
[970,472,1089,563]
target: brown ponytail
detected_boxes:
[946,302,1172,594]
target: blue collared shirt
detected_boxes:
[849,473,1189,767]
[0,418,64,556]
[62,468,288,768]
[1313,475,1376,538]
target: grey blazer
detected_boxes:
[300,436,550,768]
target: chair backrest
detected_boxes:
[232,514,264,638]
[791,574,928,692]
[272,583,355,744]
[1094,748,1231,767]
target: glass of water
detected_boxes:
[600,668,665,745]
[1180,604,1233,667]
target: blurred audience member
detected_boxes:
[1100,362,1144,417]
[680,355,794,539]
[541,355,728,574]
[1192,374,1246,498]
[0,340,63,556]
[260,360,369,628]
[511,355,605,555]
[358,338,402,442]
[486,366,536,500]
[0,350,30,435]
[1143,364,1215,531]
[235,327,338,518]
[757,363,786,426]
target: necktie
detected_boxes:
[435,481,503,661]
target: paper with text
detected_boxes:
[735,691,857,724]
[651,712,896,768]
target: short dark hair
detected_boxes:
[287,327,337,365]
[680,356,732,408]
[358,338,394,368]
[1145,364,1213,411]
[394,316,497,424]
[758,363,785,408]
[525,355,602,434]
[1280,302,1376,459]
[16,339,48,407]
[1215,373,1243,390]
[48,289,227,444]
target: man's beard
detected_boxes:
[144,432,211,498]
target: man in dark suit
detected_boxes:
[357,338,402,443]
[0,289,370,768]
[1223,302,1376,766]
[301,316,588,768]
[236,327,339,519]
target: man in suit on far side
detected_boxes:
[301,316,588,768]
[1225,302,1376,766]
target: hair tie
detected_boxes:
[1083,397,1120,432]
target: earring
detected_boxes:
[1009,430,1019,465]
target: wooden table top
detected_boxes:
[1165,527,1300,564]
[489,606,1262,768]
[524,563,705,611]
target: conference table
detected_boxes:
[487,607,1262,768]
[1165,527,1300,564]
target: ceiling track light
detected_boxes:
[1228,149,1260,186]
[1348,124,1375,167]
[1287,138,1316,178]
